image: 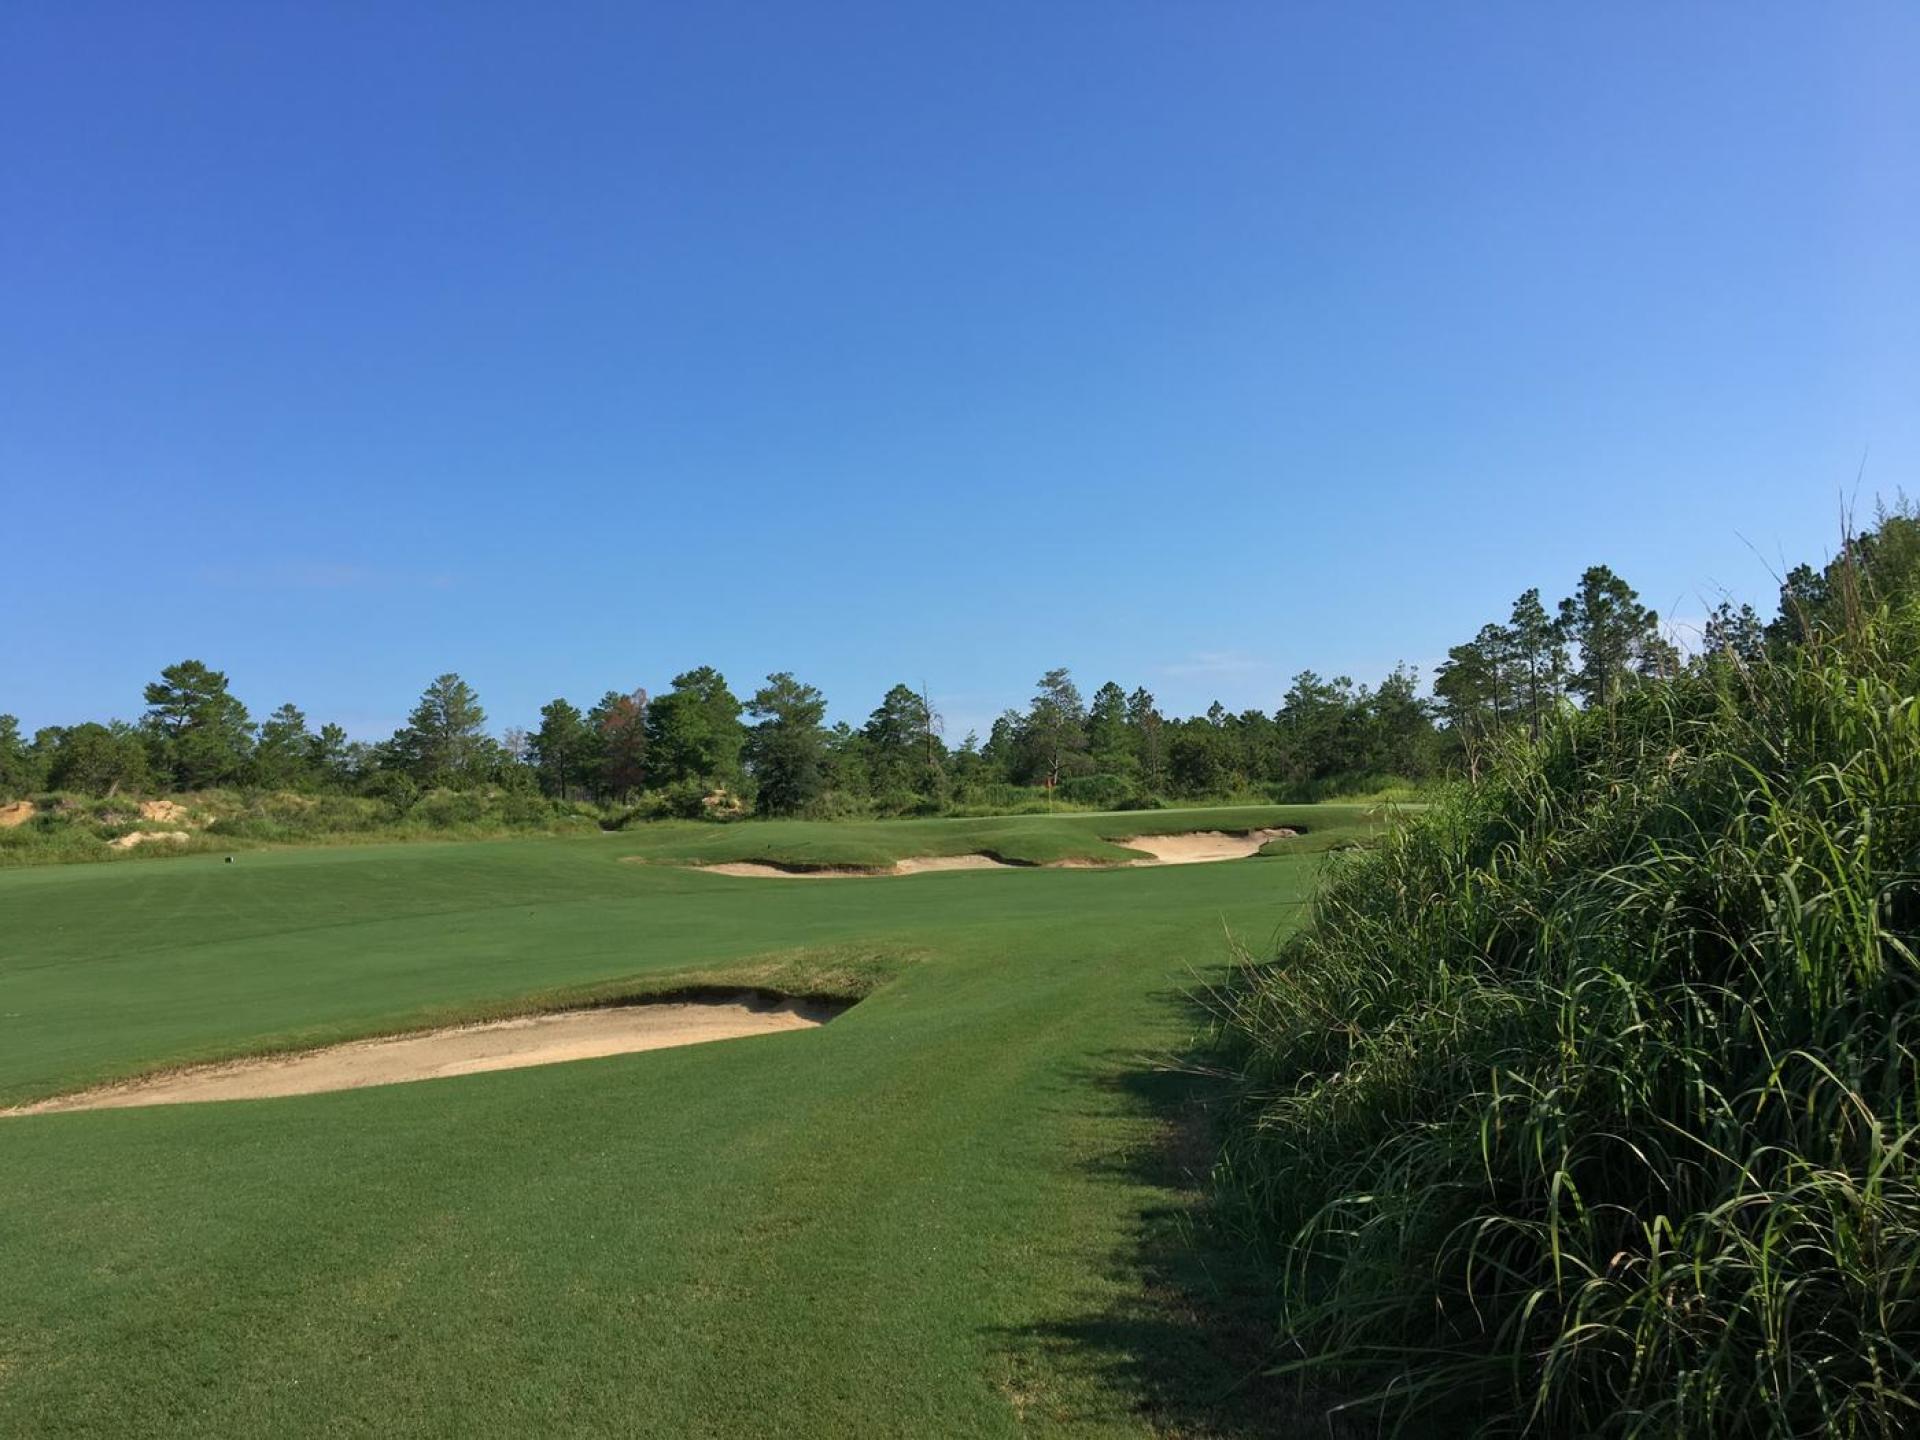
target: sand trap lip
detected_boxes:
[1116,828,1297,865]
[4,994,843,1115]
[681,830,1301,878]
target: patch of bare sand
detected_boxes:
[698,854,1017,879]
[1119,828,1297,865]
[0,801,33,829]
[107,830,190,850]
[5,996,841,1115]
[138,800,189,823]
[690,837,1304,877]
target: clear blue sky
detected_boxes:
[5,4,1915,743]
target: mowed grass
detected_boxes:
[0,808,1377,1435]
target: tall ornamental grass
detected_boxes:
[1215,601,1920,1435]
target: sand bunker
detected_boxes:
[107,830,190,850]
[698,855,1017,879]
[0,801,33,829]
[5,995,841,1115]
[688,831,1300,878]
[1118,828,1296,864]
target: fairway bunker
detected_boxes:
[5,993,844,1115]
[1117,827,1297,864]
[700,854,1018,879]
[686,829,1300,878]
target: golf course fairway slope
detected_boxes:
[0,805,1385,1436]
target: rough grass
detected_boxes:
[0,788,604,868]
[1212,612,1920,1436]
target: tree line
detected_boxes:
[6,549,1842,817]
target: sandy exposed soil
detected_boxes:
[4,996,840,1115]
[690,830,1299,878]
[700,854,1018,879]
[107,830,191,850]
[138,800,189,823]
[1117,828,1296,864]
[0,801,33,829]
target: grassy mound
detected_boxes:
[1214,615,1920,1433]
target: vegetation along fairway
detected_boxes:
[0,804,1384,1436]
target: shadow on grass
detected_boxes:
[992,985,1359,1439]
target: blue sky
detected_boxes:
[4,4,1915,744]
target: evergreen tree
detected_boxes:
[1702,599,1767,665]
[389,673,491,784]
[1022,668,1088,787]
[1087,681,1133,772]
[0,714,42,797]
[531,698,592,799]
[308,723,356,788]
[644,667,745,791]
[863,684,938,798]
[1506,588,1567,738]
[1558,566,1666,709]
[252,703,315,789]
[1126,687,1167,792]
[142,659,253,789]
[744,672,829,815]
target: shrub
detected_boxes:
[1054,772,1135,807]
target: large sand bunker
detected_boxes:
[1117,828,1295,864]
[5,995,841,1115]
[688,829,1299,878]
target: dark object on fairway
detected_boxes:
[225,856,233,864]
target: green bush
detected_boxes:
[1054,772,1135,807]
[1214,609,1920,1435]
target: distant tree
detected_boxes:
[309,723,357,788]
[744,672,829,815]
[981,710,1023,784]
[388,673,491,784]
[44,722,151,796]
[1087,682,1133,773]
[1365,664,1432,775]
[1433,639,1501,779]
[864,684,944,800]
[821,721,871,802]
[590,689,649,800]
[1126,687,1167,792]
[501,727,532,767]
[1168,723,1228,795]
[1275,671,1360,782]
[1023,668,1088,788]
[0,714,42,797]
[252,703,315,789]
[1507,589,1568,738]
[644,667,745,791]
[1558,566,1671,708]
[530,698,592,799]
[1701,599,1768,666]
[142,659,253,789]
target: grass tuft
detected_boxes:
[1212,603,1920,1435]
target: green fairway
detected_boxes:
[0,807,1373,1435]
